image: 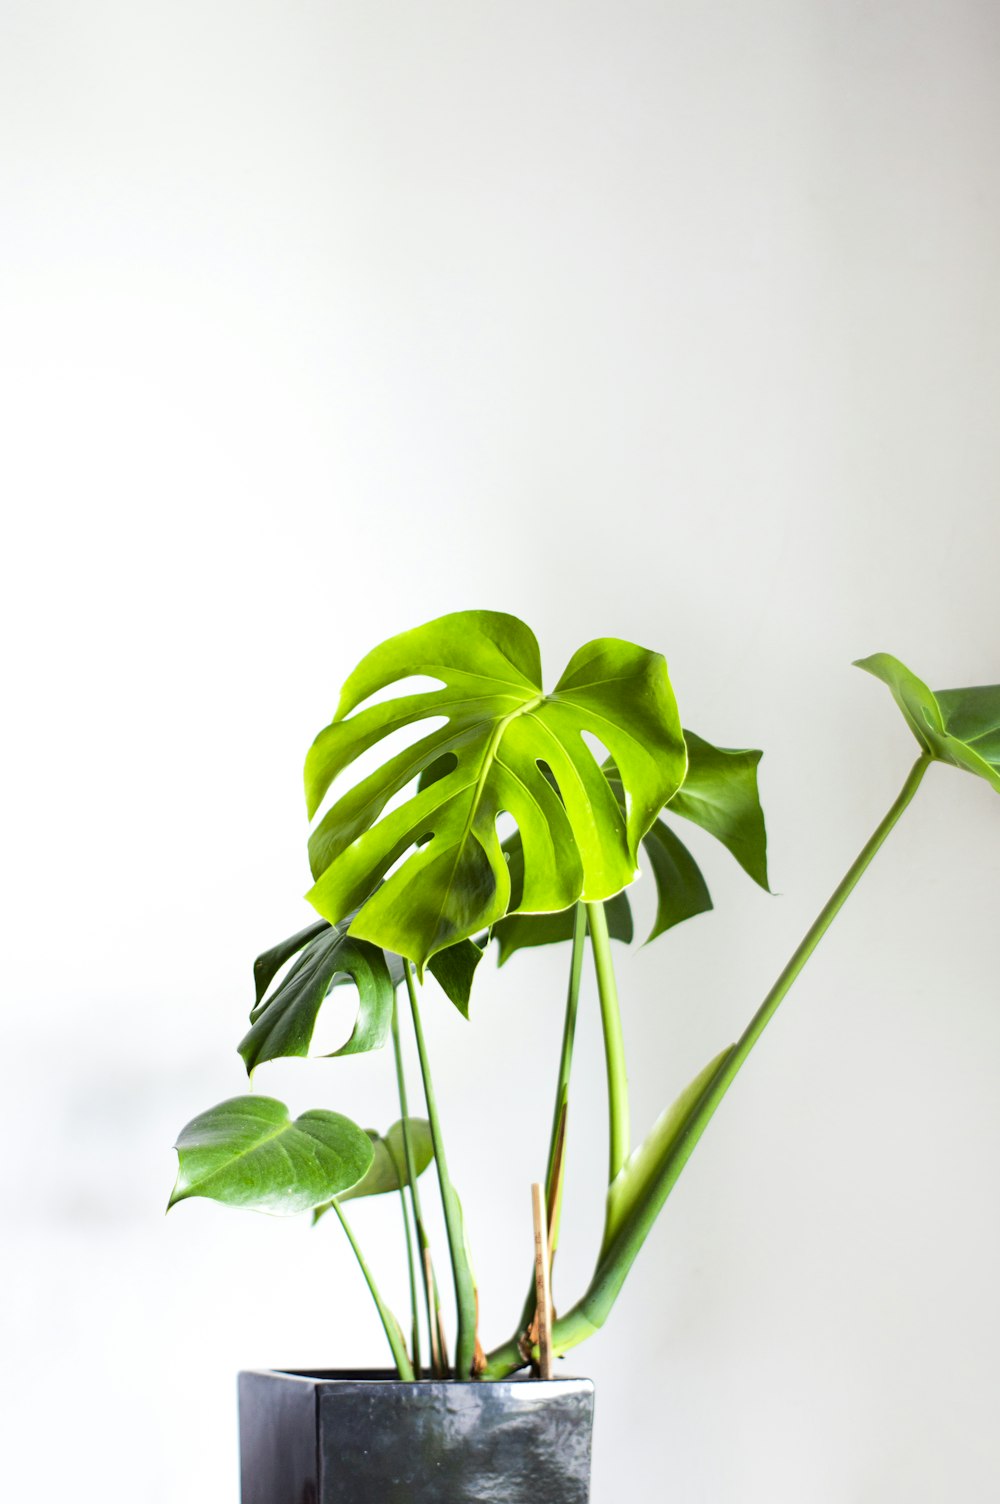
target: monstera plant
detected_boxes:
[168,614,999,1389]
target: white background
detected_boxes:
[3,3,999,1500]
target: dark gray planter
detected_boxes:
[239,1368,595,1504]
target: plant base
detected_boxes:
[238,1368,595,1503]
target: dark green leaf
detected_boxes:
[304,611,686,970]
[239,922,394,1073]
[667,731,770,890]
[494,892,632,965]
[314,1119,434,1219]
[641,819,713,942]
[253,920,330,1007]
[426,939,484,1019]
[168,1096,374,1215]
[855,654,1000,793]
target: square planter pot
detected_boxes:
[239,1368,595,1504]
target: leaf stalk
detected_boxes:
[484,755,931,1378]
[587,900,630,1182]
[404,961,478,1379]
[332,1200,414,1380]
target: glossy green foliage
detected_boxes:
[493,731,768,962]
[168,1096,374,1215]
[856,654,1000,792]
[314,1119,434,1218]
[252,918,485,1030]
[240,919,394,1073]
[304,611,687,969]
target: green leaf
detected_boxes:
[667,731,770,890]
[239,921,394,1073]
[314,1119,434,1219]
[168,1096,374,1215]
[855,654,1000,793]
[304,611,686,970]
[253,919,330,1007]
[491,727,758,961]
[426,939,484,1019]
[493,891,632,964]
[602,1046,733,1256]
[641,819,713,942]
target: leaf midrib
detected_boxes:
[183,1114,332,1194]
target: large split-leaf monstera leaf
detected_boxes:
[304,612,687,969]
[856,654,1000,793]
[492,730,769,962]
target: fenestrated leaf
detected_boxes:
[304,611,686,970]
[855,654,1000,793]
[601,1046,733,1256]
[313,1119,434,1220]
[492,726,761,962]
[168,1096,374,1215]
[667,731,770,890]
[253,919,330,1007]
[239,920,393,1073]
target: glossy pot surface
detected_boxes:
[239,1368,594,1504]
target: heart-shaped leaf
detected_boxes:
[168,1096,374,1215]
[855,654,1000,793]
[239,921,394,1073]
[314,1118,434,1220]
[304,611,686,970]
[492,728,766,963]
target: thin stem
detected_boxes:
[484,755,931,1378]
[390,994,429,1376]
[396,1181,421,1378]
[587,900,630,1182]
[404,960,478,1379]
[332,1200,414,1380]
[514,902,587,1340]
[546,902,588,1252]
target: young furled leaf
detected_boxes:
[304,611,686,971]
[168,1096,374,1215]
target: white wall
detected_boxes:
[3,3,999,1500]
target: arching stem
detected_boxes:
[484,756,931,1378]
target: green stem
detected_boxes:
[587,900,630,1182]
[484,755,931,1379]
[390,995,428,1377]
[405,961,478,1379]
[514,902,586,1339]
[396,1183,421,1378]
[332,1200,414,1380]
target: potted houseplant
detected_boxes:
[168,610,999,1503]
